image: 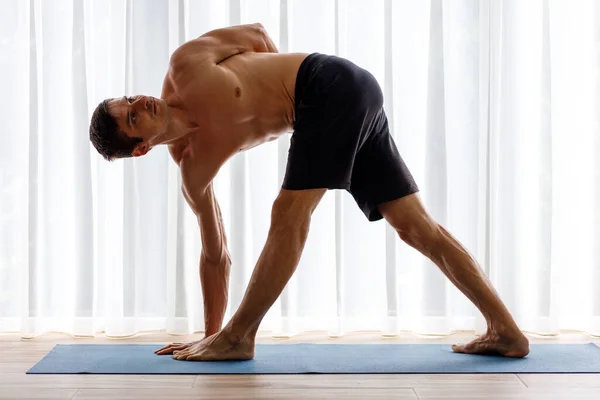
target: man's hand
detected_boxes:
[155,340,203,356]
[201,23,278,54]
[178,23,278,66]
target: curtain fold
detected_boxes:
[1,0,599,338]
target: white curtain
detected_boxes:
[1,0,599,339]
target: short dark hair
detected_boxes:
[89,99,143,161]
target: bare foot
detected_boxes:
[452,330,530,358]
[155,340,203,355]
[172,330,254,361]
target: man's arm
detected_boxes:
[180,157,231,336]
[197,23,279,64]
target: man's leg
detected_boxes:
[378,193,530,358]
[173,188,326,361]
[227,188,326,337]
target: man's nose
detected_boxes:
[135,96,151,111]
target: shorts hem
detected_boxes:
[281,181,351,191]
[363,186,420,222]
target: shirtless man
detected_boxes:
[88,23,529,360]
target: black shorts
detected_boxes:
[282,53,419,221]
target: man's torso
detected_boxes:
[163,48,309,166]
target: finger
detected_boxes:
[156,347,179,355]
[155,342,180,350]
[155,344,179,354]
[155,347,171,354]
[159,342,190,350]
[451,343,466,353]
[168,344,189,352]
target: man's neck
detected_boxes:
[153,106,196,146]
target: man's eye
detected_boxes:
[128,97,135,103]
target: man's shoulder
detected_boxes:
[170,137,232,171]
[175,141,232,194]
[161,45,212,107]
[170,142,204,179]
[168,141,189,166]
[168,37,219,70]
[164,40,228,96]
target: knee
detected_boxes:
[270,192,312,233]
[393,215,442,257]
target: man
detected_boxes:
[89,23,529,360]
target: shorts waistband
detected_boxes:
[294,53,333,115]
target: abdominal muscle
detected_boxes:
[216,52,309,151]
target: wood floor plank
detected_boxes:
[0,362,35,373]
[0,388,77,400]
[415,387,600,400]
[518,373,600,388]
[193,373,525,389]
[73,387,418,399]
[0,373,196,389]
[0,349,52,373]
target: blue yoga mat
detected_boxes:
[27,343,600,374]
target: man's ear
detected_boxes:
[132,143,149,157]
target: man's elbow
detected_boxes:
[181,185,210,215]
[249,22,266,31]
[248,23,278,53]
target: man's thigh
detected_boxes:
[348,117,420,222]
[274,188,327,212]
[268,188,327,241]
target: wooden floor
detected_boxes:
[1,330,599,399]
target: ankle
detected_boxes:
[223,320,257,344]
[488,323,525,340]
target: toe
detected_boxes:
[186,352,216,361]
